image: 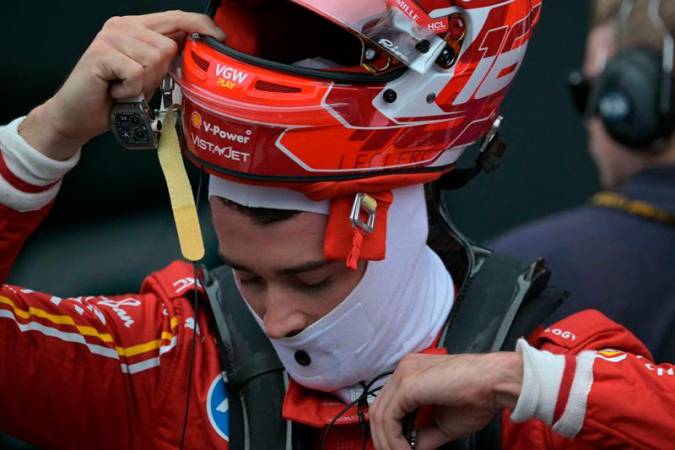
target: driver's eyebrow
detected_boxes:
[277,260,335,276]
[219,253,254,273]
[219,252,334,276]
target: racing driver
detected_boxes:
[1,2,674,450]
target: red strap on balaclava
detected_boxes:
[296,172,442,269]
[324,191,393,269]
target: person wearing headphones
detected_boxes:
[490,0,675,364]
[0,2,674,450]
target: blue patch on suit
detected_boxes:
[207,374,229,442]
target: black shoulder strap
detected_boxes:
[202,266,291,450]
[439,251,567,450]
[442,252,561,354]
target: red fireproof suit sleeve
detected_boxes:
[0,251,226,449]
[0,203,51,283]
[504,309,675,449]
[0,281,174,448]
[0,154,226,449]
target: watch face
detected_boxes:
[114,112,152,145]
[110,101,158,149]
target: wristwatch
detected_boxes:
[110,97,161,150]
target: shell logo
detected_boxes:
[597,349,627,363]
[191,111,203,129]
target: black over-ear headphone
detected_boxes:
[588,0,675,151]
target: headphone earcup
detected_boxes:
[590,48,666,150]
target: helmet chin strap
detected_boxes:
[232,185,455,403]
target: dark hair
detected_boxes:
[215,197,301,225]
[590,0,675,50]
[590,0,623,28]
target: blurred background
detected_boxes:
[1,0,591,448]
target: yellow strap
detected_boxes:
[592,192,675,226]
[157,107,205,261]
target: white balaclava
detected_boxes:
[209,177,454,403]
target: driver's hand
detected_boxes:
[19,10,225,160]
[370,352,523,450]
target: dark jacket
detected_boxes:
[490,166,675,362]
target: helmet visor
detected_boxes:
[290,0,446,73]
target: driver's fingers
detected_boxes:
[101,35,168,97]
[371,381,416,450]
[137,10,225,40]
[416,426,455,450]
[122,26,182,98]
[102,51,145,100]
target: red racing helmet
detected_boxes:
[175,0,541,186]
[172,0,542,266]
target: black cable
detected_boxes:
[178,169,205,450]
[357,401,369,450]
[320,371,393,450]
[321,394,363,450]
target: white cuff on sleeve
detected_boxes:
[510,338,565,424]
[0,116,81,211]
[551,350,595,438]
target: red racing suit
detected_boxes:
[1,140,675,450]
